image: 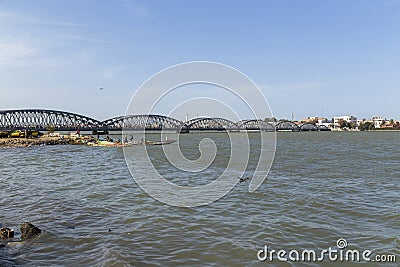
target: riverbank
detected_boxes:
[0,134,97,147]
[0,136,70,147]
[0,135,174,148]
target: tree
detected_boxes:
[337,119,350,129]
[358,121,374,131]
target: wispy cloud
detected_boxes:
[101,65,131,79]
[120,0,150,17]
[54,33,101,43]
[0,10,81,27]
[0,10,101,69]
[0,43,39,67]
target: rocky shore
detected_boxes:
[0,222,41,247]
[0,135,99,147]
[0,136,70,147]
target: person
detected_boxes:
[76,129,80,138]
[124,135,128,143]
[129,135,134,142]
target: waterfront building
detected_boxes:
[332,115,357,129]
[372,116,386,128]
[301,117,328,124]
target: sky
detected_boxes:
[0,0,399,121]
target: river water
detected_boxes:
[0,132,399,266]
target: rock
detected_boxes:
[0,227,14,239]
[20,222,41,240]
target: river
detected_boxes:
[0,132,399,266]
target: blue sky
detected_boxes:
[0,0,399,121]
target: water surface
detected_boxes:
[0,132,399,266]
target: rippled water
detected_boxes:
[1,132,399,266]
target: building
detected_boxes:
[333,115,357,129]
[301,117,328,124]
[372,116,386,128]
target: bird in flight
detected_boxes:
[99,87,104,91]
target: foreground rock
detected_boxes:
[0,227,14,239]
[0,135,97,147]
[20,222,41,240]
[0,137,70,147]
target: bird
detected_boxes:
[239,177,250,183]
[99,87,104,91]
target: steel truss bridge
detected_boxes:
[0,109,330,132]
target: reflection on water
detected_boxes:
[0,132,399,266]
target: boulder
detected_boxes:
[0,227,14,239]
[20,222,41,240]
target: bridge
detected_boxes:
[0,109,330,132]
[275,121,330,131]
[0,109,102,131]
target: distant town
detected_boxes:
[268,115,400,131]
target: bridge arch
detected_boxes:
[185,117,239,131]
[275,121,299,131]
[299,123,319,131]
[317,124,331,131]
[237,119,275,131]
[0,109,101,130]
[103,114,183,130]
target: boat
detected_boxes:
[0,131,10,138]
[10,130,25,138]
[145,140,176,145]
[92,130,109,135]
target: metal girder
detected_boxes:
[0,109,102,131]
[184,117,239,130]
[103,114,184,130]
[275,121,300,131]
[237,119,275,131]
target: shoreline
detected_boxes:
[0,136,70,147]
[0,135,96,148]
[1,130,400,148]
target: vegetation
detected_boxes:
[337,119,356,129]
[358,121,375,131]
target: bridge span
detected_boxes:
[0,109,330,132]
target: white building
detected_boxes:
[372,116,386,128]
[333,115,357,126]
